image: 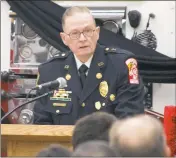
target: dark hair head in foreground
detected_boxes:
[72,140,119,157]
[36,144,72,157]
[72,111,117,149]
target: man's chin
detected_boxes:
[76,51,93,57]
[78,48,92,55]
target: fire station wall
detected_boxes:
[1,1,176,114]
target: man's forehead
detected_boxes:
[64,13,95,31]
[66,12,93,20]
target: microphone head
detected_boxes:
[56,77,67,88]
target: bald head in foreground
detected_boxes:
[109,114,171,157]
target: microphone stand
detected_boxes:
[1,90,53,123]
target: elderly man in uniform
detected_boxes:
[33,6,145,125]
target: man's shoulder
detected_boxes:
[104,46,135,57]
[39,51,71,68]
[104,46,137,61]
[104,46,138,69]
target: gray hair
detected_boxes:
[61,6,96,30]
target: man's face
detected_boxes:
[60,13,100,59]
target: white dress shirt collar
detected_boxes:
[74,54,93,75]
[74,54,93,70]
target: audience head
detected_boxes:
[72,111,117,149]
[36,144,72,157]
[72,140,119,157]
[109,114,171,157]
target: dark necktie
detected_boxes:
[79,64,88,88]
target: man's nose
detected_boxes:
[79,33,86,41]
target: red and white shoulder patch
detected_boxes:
[125,58,139,84]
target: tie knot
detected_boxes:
[79,64,88,74]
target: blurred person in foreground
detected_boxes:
[36,144,72,157]
[72,111,117,149]
[109,114,171,157]
[72,140,119,157]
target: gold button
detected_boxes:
[65,74,71,80]
[96,73,102,79]
[56,110,60,113]
[110,94,116,101]
[82,103,85,107]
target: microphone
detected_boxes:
[1,89,19,101]
[32,77,67,90]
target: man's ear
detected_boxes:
[60,32,68,46]
[96,26,100,40]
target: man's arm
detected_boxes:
[114,57,145,118]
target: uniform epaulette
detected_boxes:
[40,51,70,66]
[104,46,134,56]
[104,47,119,54]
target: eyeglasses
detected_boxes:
[66,28,97,40]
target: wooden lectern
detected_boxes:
[1,124,74,157]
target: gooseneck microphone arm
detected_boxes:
[1,90,53,123]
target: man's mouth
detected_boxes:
[79,46,89,49]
